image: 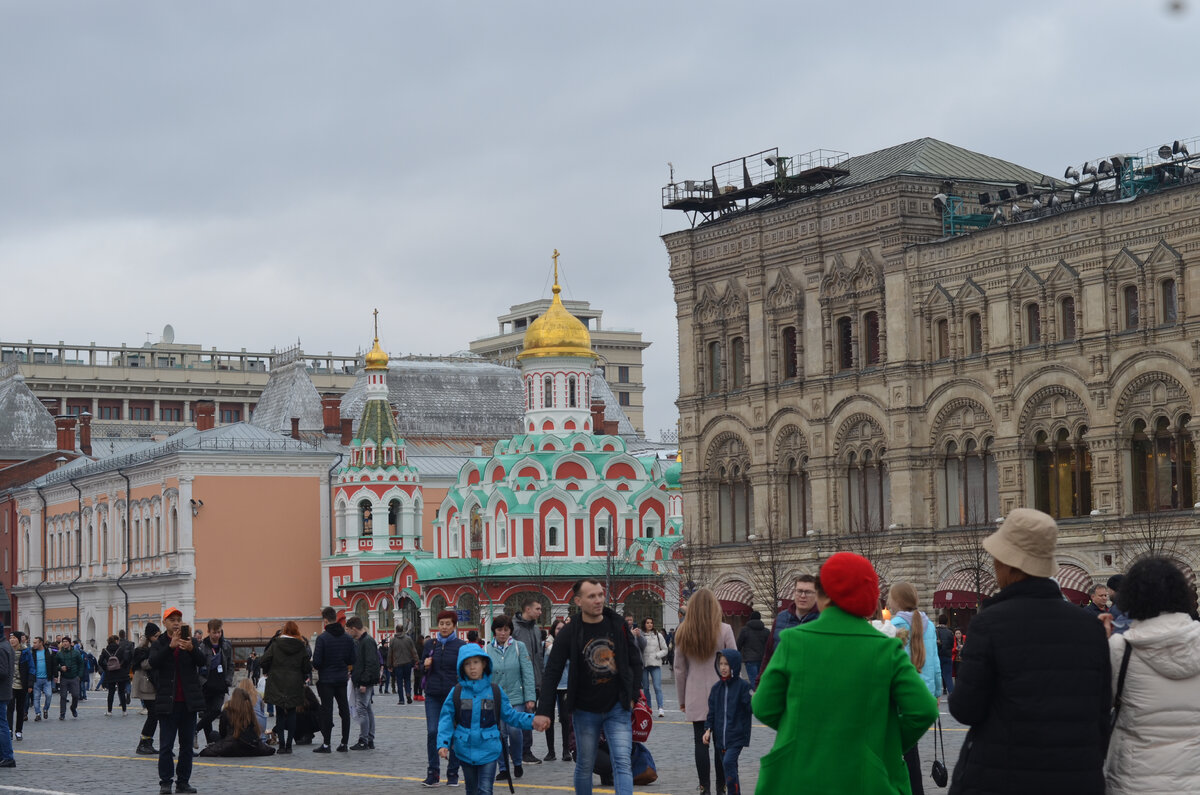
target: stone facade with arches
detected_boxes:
[664,138,1200,612]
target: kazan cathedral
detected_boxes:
[328,266,681,639]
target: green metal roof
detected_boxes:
[414,559,655,584]
[336,576,392,591]
[356,395,402,447]
[838,137,1049,188]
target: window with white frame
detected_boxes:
[450,523,460,555]
[545,510,564,551]
[595,509,611,551]
[496,514,508,553]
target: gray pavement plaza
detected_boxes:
[0,679,966,795]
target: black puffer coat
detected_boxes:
[736,618,770,664]
[149,634,207,716]
[948,577,1111,795]
[262,636,311,709]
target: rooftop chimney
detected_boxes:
[340,418,354,446]
[79,411,92,456]
[40,397,59,414]
[321,395,341,434]
[290,417,301,440]
[54,415,77,451]
[195,400,216,431]
[591,398,607,436]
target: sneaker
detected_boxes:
[414,695,425,702]
[336,743,348,752]
[514,766,523,779]
[522,751,542,765]
[446,774,460,787]
[313,745,331,754]
[72,710,78,718]
[59,715,65,721]
[0,759,14,769]
[106,711,112,717]
[176,784,198,794]
[350,740,370,751]
[33,713,41,722]
[14,732,21,741]
[543,750,556,761]
[658,708,665,717]
[421,773,439,788]
[407,697,413,704]
[159,787,172,795]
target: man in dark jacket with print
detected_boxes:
[420,609,465,787]
[311,606,355,753]
[198,618,234,745]
[151,607,207,795]
[534,579,643,795]
[949,509,1110,795]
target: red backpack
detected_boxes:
[632,690,653,743]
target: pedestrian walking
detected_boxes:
[437,644,539,795]
[639,618,669,715]
[511,597,545,765]
[346,615,379,750]
[887,581,941,795]
[312,606,355,754]
[674,588,737,795]
[486,614,535,780]
[55,635,84,720]
[734,611,768,692]
[261,621,311,754]
[421,609,466,787]
[7,633,31,742]
[533,578,643,795]
[247,651,261,688]
[702,649,751,795]
[29,636,54,722]
[0,624,16,769]
[753,552,939,794]
[1103,556,1200,794]
[151,607,206,794]
[378,636,390,695]
[935,615,955,696]
[99,635,130,716]
[387,622,418,705]
[542,617,573,762]
[132,623,161,755]
[198,618,234,745]
[948,508,1110,795]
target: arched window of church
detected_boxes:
[707,341,722,393]
[966,313,983,355]
[1161,279,1178,325]
[1025,303,1041,345]
[568,376,577,408]
[935,318,949,360]
[941,437,999,527]
[1059,297,1076,341]
[781,326,798,379]
[730,337,746,389]
[785,456,812,537]
[1123,285,1139,330]
[377,597,394,632]
[864,311,881,365]
[545,508,565,552]
[1131,415,1194,512]
[388,499,401,536]
[1033,427,1092,518]
[359,500,374,536]
[837,316,854,370]
[595,510,611,551]
[496,514,508,554]
[543,375,554,408]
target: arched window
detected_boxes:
[1161,279,1177,325]
[428,594,447,621]
[170,509,178,552]
[941,438,999,527]
[715,464,752,544]
[1131,415,1195,512]
[846,449,890,532]
[155,516,162,556]
[966,312,983,355]
[1060,296,1076,341]
[935,318,949,360]
[527,378,534,411]
[543,375,553,408]
[568,376,577,408]
[864,311,881,365]
[784,456,812,537]
[1033,427,1092,518]
[388,499,401,536]
[595,510,611,551]
[837,316,854,370]
[781,327,798,379]
[545,508,564,552]
[495,513,507,553]
[1123,285,1139,330]
[730,337,746,389]
[707,341,722,393]
[378,597,394,632]
[456,592,479,627]
[1025,303,1041,345]
[359,500,373,536]
[354,600,370,629]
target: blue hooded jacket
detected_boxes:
[437,644,534,766]
[704,648,752,750]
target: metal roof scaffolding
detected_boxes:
[662,147,849,227]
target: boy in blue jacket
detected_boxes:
[438,644,539,795]
[702,648,752,795]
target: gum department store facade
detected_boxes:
[664,137,1200,613]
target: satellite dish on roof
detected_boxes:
[163,324,175,344]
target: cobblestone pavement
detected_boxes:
[1,678,966,794]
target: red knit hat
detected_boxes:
[819,552,880,618]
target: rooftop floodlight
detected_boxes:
[998,188,1013,201]
[1015,182,1032,196]
[1160,144,1175,160]
[992,206,1005,223]
[1010,202,1022,219]
[764,155,778,167]
[932,193,948,213]
[1072,189,1082,203]
[1174,140,1183,155]
[1040,175,1056,188]
[1111,155,1125,172]
[1082,162,1098,177]
[978,191,994,205]
[1064,166,1080,180]
[1097,160,1112,175]
[1090,182,1100,196]
[1048,194,1062,209]
[1179,142,1190,158]
[1031,196,1043,210]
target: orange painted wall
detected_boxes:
[193,474,324,640]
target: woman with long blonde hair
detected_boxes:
[673,587,737,795]
[888,582,941,795]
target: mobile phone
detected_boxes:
[180,625,191,639]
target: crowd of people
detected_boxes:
[1,507,1198,794]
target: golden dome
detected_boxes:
[518,253,596,361]
[364,337,389,370]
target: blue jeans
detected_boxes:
[718,745,743,795]
[940,658,954,695]
[0,698,12,762]
[158,702,197,787]
[395,663,413,699]
[499,703,525,770]
[354,686,375,743]
[573,703,633,795]
[461,759,497,795]
[642,666,664,710]
[34,678,53,715]
[743,661,760,689]
[425,692,459,778]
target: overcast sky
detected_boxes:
[2,1,1196,438]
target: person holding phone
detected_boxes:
[150,607,207,795]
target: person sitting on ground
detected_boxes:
[235,678,268,741]
[197,689,274,757]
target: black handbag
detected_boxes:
[1103,642,1134,757]
[930,716,948,787]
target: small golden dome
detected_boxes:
[364,337,389,370]
[518,253,596,361]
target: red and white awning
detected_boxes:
[1054,563,1094,605]
[713,579,753,617]
[933,568,998,609]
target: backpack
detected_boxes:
[632,690,653,742]
[451,682,514,792]
[631,741,658,785]
[105,649,122,672]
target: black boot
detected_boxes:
[136,737,158,755]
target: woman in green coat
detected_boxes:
[753,552,940,795]
[260,621,312,755]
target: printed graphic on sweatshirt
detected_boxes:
[582,637,616,685]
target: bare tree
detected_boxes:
[844,514,897,593]
[1113,511,1192,567]
[937,510,994,611]
[674,534,716,602]
[745,526,808,614]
